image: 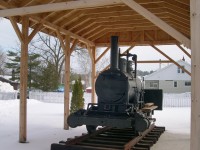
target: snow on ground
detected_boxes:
[0,93,191,150]
[0,81,16,92]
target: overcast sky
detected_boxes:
[0,18,191,72]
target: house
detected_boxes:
[144,60,191,93]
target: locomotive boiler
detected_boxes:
[67,36,163,134]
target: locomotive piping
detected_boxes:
[110,36,119,70]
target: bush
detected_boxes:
[70,77,84,113]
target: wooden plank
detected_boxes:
[190,0,200,150]
[91,47,96,103]
[142,106,158,112]
[9,17,23,43]
[137,60,172,63]
[176,44,191,58]
[29,16,95,46]
[144,103,154,107]
[151,45,191,76]
[56,30,66,55]
[28,23,43,43]
[122,46,135,54]
[64,34,70,130]
[70,39,78,54]
[19,16,29,143]
[0,0,122,17]
[121,0,191,48]
[0,0,8,9]
[56,30,71,130]
[0,2,95,47]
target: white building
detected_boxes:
[144,60,191,93]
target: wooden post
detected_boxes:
[64,34,70,129]
[190,0,200,150]
[91,46,96,103]
[19,16,29,143]
[10,16,42,143]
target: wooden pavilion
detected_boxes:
[0,0,199,149]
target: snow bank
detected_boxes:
[0,81,17,100]
[0,81,16,92]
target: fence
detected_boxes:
[163,92,191,107]
[29,92,65,103]
[0,92,17,100]
[29,92,191,107]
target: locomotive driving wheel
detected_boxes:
[86,125,97,134]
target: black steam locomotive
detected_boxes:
[67,36,163,134]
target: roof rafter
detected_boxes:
[0,0,123,17]
[121,0,191,48]
[151,45,191,76]
[0,0,95,46]
[29,16,95,46]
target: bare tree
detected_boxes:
[30,33,65,81]
[95,48,110,72]
[31,33,85,83]
[74,48,109,87]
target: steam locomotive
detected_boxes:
[67,36,163,134]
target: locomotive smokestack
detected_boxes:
[110,36,119,70]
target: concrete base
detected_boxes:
[151,131,190,150]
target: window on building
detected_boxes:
[150,82,158,88]
[177,66,185,73]
[181,66,185,73]
[185,81,191,86]
[177,67,180,73]
[174,81,177,87]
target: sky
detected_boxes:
[0,18,191,72]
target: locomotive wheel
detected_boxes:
[86,125,97,134]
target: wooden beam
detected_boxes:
[121,0,191,48]
[0,0,8,9]
[70,39,78,54]
[9,17,23,43]
[137,60,172,63]
[0,0,122,17]
[29,16,95,46]
[151,45,191,76]
[99,46,135,72]
[98,59,172,75]
[56,30,71,130]
[19,16,29,143]
[0,2,95,47]
[90,47,96,103]
[176,44,191,58]
[28,24,43,43]
[190,0,200,149]
[64,34,70,130]
[95,47,110,63]
[122,46,135,54]
[56,30,66,55]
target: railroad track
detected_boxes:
[51,124,165,150]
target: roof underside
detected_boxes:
[0,0,190,47]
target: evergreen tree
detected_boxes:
[5,50,41,89]
[6,51,20,80]
[37,62,59,91]
[70,77,84,113]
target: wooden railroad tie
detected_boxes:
[51,125,165,150]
